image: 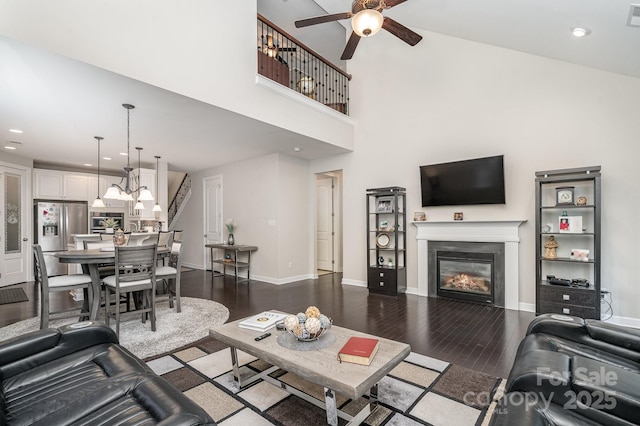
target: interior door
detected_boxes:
[316,176,334,271]
[203,175,222,270]
[0,165,29,286]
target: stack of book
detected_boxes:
[238,311,288,332]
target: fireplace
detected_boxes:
[413,220,525,310]
[428,241,505,307]
[437,251,494,304]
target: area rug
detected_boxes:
[0,297,229,359]
[145,337,505,425]
[0,287,28,304]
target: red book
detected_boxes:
[337,337,379,366]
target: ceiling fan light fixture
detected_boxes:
[351,9,384,37]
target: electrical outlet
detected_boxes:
[288,261,293,269]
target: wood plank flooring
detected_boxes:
[0,271,535,378]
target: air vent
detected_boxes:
[628,4,640,27]
[8,141,22,145]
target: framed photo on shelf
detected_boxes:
[559,216,583,234]
[376,198,394,213]
[571,249,590,261]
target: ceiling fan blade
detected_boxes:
[295,12,352,28]
[384,0,408,8]
[382,17,422,46]
[341,32,361,60]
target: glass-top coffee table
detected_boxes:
[210,313,410,425]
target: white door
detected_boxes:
[316,176,334,271]
[203,175,222,270]
[0,165,29,286]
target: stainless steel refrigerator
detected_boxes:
[34,200,88,276]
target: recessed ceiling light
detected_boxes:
[120,152,128,156]
[572,27,591,37]
[4,146,17,150]
[293,147,301,152]
[84,163,92,167]
[103,157,112,160]
[9,129,23,134]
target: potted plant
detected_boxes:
[225,219,236,245]
[101,217,120,234]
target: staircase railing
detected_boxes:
[257,14,351,115]
[168,173,191,226]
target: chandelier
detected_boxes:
[104,104,154,204]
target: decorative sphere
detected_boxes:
[284,315,299,331]
[319,314,331,329]
[292,323,304,337]
[301,329,311,339]
[305,306,321,319]
[296,313,307,323]
[297,77,315,95]
[305,317,321,334]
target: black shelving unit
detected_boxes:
[366,187,406,295]
[535,166,601,319]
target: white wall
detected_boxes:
[312,30,640,323]
[0,1,354,152]
[176,153,311,283]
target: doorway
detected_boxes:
[0,163,30,287]
[315,171,343,275]
[203,175,223,270]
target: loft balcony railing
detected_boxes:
[257,14,351,115]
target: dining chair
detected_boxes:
[127,233,158,246]
[84,240,131,312]
[172,230,183,243]
[33,244,93,330]
[103,244,158,338]
[156,241,183,313]
[100,233,115,241]
[157,231,173,249]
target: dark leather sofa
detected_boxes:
[0,322,214,425]
[490,313,640,426]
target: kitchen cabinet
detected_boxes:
[88,176,126,208]
[34,169,89,201]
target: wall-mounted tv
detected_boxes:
[420,155,505,207]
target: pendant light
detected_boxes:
[152,155,162,212]
[91,136,105,208]
[133,147,145,210]
[104,103,154,202]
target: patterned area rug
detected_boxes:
[145,337,505,425]
[0,287,28,305]
[0,297,229,359]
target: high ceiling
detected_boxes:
[1,0,638,173]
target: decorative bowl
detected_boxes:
[283,307,332,342]
[287,325,330,342]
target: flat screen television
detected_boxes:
[420,155,505,207]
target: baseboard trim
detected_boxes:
[341,278,367,288]
[518,303,536,313]
[604,315,640,329]
[250,274,316,285]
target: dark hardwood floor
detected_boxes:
[0,270,535,378]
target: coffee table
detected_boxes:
[210,314,410,425]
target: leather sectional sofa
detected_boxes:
[0,322,214,425]
[490,313,640,425]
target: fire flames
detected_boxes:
[444,273,490,293]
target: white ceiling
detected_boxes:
[2,0,639,173]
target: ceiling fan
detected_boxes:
[294,0,422,60]
[260,34,297,59]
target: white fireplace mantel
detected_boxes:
[413,220,526,310]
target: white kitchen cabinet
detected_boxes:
[34,169,89,201]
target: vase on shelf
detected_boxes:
[228,233,235,246]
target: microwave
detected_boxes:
[91,212,124,233]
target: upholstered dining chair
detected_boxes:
[156,241,183,313]
[172,230,183,243]
[33,244,94,329]
[103,244,158,337]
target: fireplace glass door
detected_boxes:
[437,251,494,304]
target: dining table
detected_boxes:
[55,246,170,321]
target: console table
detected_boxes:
[206,244,258,282]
